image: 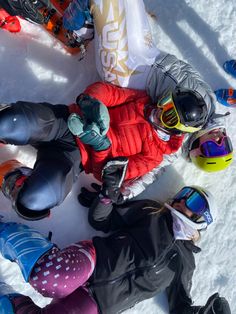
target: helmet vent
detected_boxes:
[207,162,216,164]
[226,158,232,162]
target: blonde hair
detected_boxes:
[144,204,168,215]
[144,203,201,243]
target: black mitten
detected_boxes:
[101,157,128,204]
[78,183,101,208]
[198,293,231,314]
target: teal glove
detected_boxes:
[68,113,111,151]
[77,94,110,136]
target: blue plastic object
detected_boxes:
[0,222,54,282]
[223,60,236,78]
[214,89,236,108]
[63,0,92,31]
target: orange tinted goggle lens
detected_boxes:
[161,106,179,127]
[158,97,180,128]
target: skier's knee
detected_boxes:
[18,181,60,212]
[0,103,30,144]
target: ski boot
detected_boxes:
[0,159,24,188]
[0,221,54,282]
[223,60,236,78]
[214,88,236,107]
[0,160,50,220]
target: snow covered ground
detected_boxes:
[0,0,236,313]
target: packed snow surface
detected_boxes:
[0,0,236,312]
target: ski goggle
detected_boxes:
[173,187,213,227]
[157,94,201,133]
[200,136,233,157]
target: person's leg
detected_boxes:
[91,0,160,89]
[10,287,99,314]
[0,103,81,220]
[0,223,98,313]
[1,146,81,220]
[0,102,69,145]
[13,142,81,219]
[29,240,96,298]
[1,282,98,314]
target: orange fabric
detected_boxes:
[0,159,23,187]
[228,88,234,97]
[69,82,184,182]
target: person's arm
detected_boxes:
[167,242,232,314]
[83,81,149,107]
[88,197,160,233]
[121,152,179,201]
[166,241,196,314]
[90,136,164,182]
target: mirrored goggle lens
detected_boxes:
[157,95,181,128]
[200,137,233,157]
[185,190,208,214]
[174,187,193,200]
[174,187,208,214]
[161,107,179,127]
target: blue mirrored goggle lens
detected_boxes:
[174,187,194,201]
[185,191,207,214]
[174,187,207,214]
[200,137,233,157]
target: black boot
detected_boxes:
[0,0,51,24]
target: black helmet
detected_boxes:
[172,87,208,129]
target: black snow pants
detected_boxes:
[0,102,81,213]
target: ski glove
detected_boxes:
[76,94,110,136]
[198,293,231,314]
[0,0,51,24]
[101,157,128,204]
[78,183,101,208]
[68,113,111,151]
[184,293,231,314]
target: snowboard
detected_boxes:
[40,0,84,55]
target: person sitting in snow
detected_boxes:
[1,0,232,215]
[0,78,207,220]
[0,180,232,314]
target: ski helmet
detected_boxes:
[157,87,208,133]
[188,123,233,172]
[165,186,215,230]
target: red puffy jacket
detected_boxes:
[69,82,184,181]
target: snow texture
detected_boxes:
[0,0,236,313]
